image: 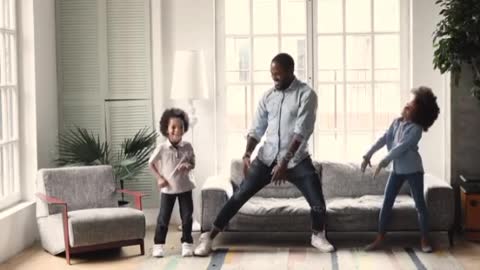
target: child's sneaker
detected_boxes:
[182,242,194,257]
[152,244,165,257]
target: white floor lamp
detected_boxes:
[170,50,209,231]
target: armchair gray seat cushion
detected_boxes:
[68,207,145,247]
[201,160,455,237]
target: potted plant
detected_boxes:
[433,0,480,99]
[56,127,157,206]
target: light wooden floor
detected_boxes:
[1,227,479,270]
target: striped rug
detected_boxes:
[140,247,464,270]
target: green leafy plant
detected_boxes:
[433,0,480,99]
[56,127,158,202]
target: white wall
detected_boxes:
[410,0,450,181]
[0,0,57,263]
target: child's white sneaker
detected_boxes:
[152,244,165,257]
[182,242,194,257]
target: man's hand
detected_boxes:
[177,162,193,172]
[270,160,288,185]
[157,177,169,190]
[373,159,388,180]
[361,157,372,173]
[242,152,252,177]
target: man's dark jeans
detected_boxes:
[154,191,193,244]
[213,157,326,232]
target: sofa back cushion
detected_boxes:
[320,161,410,199]
[36,165,118,216]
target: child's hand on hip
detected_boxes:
[157,178,169,189]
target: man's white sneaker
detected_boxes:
[311,232,335,253]
[194,232,213,256]
[152,244,165,257]
[182,242,194,257]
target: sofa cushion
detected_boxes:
[321,162,410,199]
[327,195,416,231]
[231,195,419,232]
[68,207,145,247]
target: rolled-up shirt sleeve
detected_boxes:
[247,92,269,141]
[294,89,317,141]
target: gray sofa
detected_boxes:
[201,160,454,244]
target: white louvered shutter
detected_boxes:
[106,0,151,100]
[58,0,104,136]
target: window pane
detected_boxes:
[346,35,371,81]
[226,85,249,130]
[0,33,4,85]
[346,84,372,130]
[0,91,3,141]
[253,70,271,83]
[226,38,250,82]
[9,35,16,84]
[253,37,278,71]
[346,133,371,161]
[10,88,16,138]
[346,0,371,33]
[225,0,250,34]
[281,0,306,34]
[8,0,15,30]
[315,133,344,161]
[374,0,399,32]
[318,36,343,82]
[318,0,342,33]
[375,35,400,81]
[317,84,344,131]
[0,1,4,29]
[226,132,246,162]
[253,84,271,110]
[0,146,3,196]
[253,0,278,34]
[281,36,306,79]
[374,83,401,130]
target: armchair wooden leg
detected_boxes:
[140,240,145,255]
[66,250,71,265]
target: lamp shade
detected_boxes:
[170,50,209,100]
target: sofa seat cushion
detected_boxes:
[68,207,145,247]
[239,197,310,216]
[229,195,419,232]
[327,195,417,231]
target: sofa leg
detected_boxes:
[140,240,145,255]
[448,229,454,247]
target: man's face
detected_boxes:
[270,62,292,90]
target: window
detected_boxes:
[216,0,408,168]
[0,0,19,209]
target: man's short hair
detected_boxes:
[271,53,295,72]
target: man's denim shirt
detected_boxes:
[248,78,317,168]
